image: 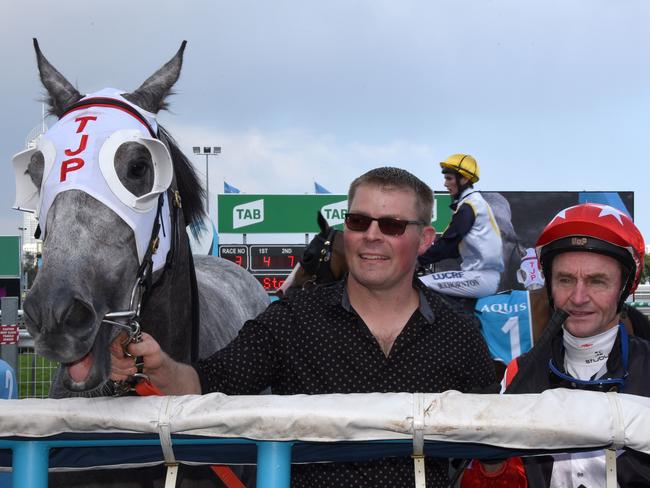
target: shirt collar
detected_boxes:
[341,278,435,325]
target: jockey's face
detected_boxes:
[551,252,622,338]
[344,184,434,294]
[443,173,468,198]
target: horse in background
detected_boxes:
[280,212,650,375]
[482,192,527,291]
[15,40,268,487]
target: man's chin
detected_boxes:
[564,316,597,338]
[564,317,618,338]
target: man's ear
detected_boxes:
[459,176,470,186]
[419,226,436,254]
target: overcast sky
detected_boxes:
[2,0,650,242]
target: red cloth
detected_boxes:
[461,457,528,488]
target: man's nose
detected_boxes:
[569,281,589,304]
[364,220,383,240]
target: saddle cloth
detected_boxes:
[475,290,533,364]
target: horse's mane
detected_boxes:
[157,125,206,238]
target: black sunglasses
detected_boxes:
[344,213,426,236]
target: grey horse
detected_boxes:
[482,191,526,291]
[18,40,269,486]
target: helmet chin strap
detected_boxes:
[456,176,472,196]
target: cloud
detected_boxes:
[169,123,437,196]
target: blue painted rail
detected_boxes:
[0,437,295,488]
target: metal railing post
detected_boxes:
[13,441,49,488]
[256,441,293,488]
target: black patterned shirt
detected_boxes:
[195,278,495,487]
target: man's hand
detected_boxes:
[109,331,161,381]
[109,331,201,395]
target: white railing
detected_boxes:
[1,390,649,488]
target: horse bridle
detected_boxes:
[299,227,341,288]
[103,191,173,394]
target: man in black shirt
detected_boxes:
[111,167,496,487]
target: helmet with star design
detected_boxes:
[536,203,645,311]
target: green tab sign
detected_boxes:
[0,236,20,278]
[217,194,453,234]
[218,195,348,233]
[217,193,451,234]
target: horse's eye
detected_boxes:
[27,151,45,189]
[128,160,149,179]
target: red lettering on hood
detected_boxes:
[58,116,97,181]
[74,115,97,133]
[65,134,88,156]
[60,158,85,182]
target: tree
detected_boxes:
[640,253,650,286]
[22,251,39,289]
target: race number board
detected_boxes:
[219,244,305,294]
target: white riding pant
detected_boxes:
[418,269,500,298]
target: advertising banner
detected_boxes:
[217,194,453,234]
[0,236,20,278]
[481,191,634,291]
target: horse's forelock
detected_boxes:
[157,125,206,236]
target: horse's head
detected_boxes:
[13,40,203,394]
[278,211,346,296]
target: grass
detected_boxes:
[17,352,58,399]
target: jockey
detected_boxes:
[462,203,649,488]
[419,154,504,298]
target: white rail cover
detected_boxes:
[1,389,649,455]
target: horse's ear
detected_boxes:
[317,211,329,233]
[33,38,82,118]
[124,41,187,114]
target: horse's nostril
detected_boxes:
[60,299,96,330]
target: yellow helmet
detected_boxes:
[439,154,480,183]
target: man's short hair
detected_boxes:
[348,167,434,223]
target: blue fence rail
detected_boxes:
[0,438,295,488]
[0,435,524,488]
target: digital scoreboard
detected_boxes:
[219,244,305,294]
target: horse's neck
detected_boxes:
[139,231,195,364]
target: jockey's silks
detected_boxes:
[12,88,173,272]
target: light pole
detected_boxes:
[192,146,221,216]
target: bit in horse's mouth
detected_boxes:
[66,351,94,383]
